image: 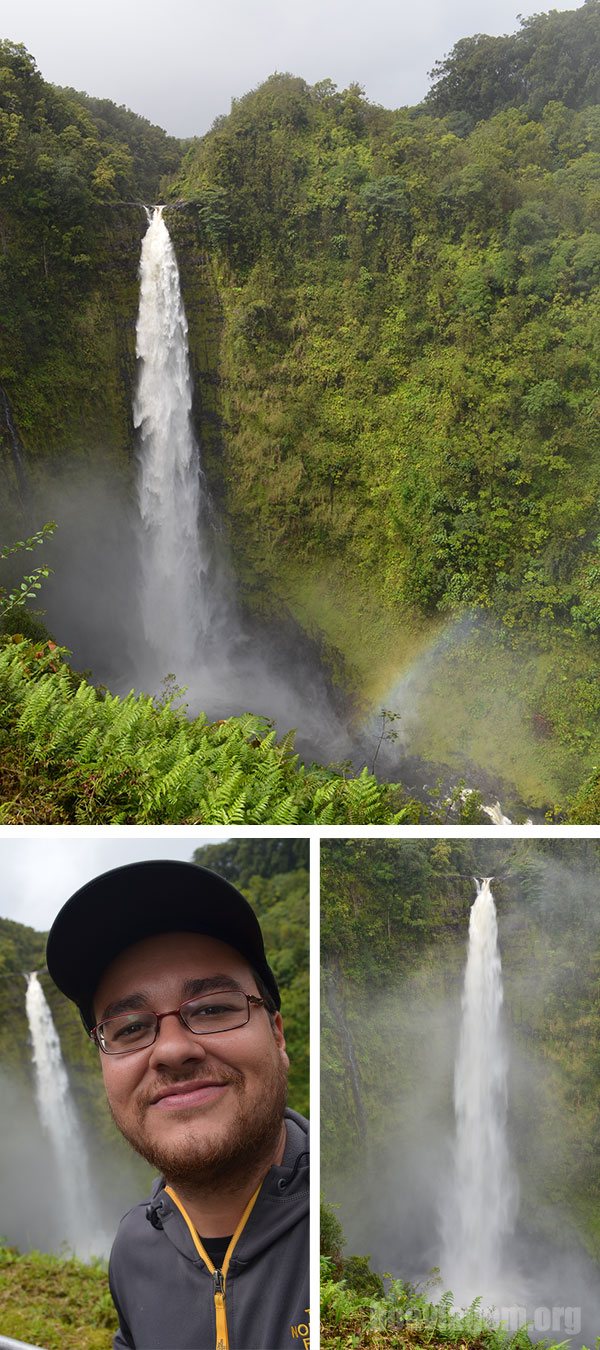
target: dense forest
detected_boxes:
[1,3,599,820]
[321,837,600,1346]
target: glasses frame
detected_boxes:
[90,990,265,1055]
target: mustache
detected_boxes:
[138,1065,243,1110]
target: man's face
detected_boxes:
[93,931,289,1187]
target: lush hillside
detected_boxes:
[1,7,599,818]
[321,838,600,1339]
[426,0,600,125]
[0,42,183,522]
[166,3,600,812]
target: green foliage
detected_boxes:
[566,766,600,822]
[426,2,600,125]
[0,640,422,823]
[0,39,183,507]
[0,522,56,620]
[166,39,600,808]
[1,20,600,816]
[0,1246,114,1349]
[341,1255,385,1298]
[321,1264,552,1348]
[320,1197,345,1262]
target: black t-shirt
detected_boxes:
[199,1235,232,1269]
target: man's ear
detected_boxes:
[273,1012,290,1068]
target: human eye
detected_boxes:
[185,994,242,1026]
[109,1014,153,1045]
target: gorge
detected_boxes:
[321,838,600,1346]
[1,8,599,821]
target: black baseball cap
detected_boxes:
[46,859,280,1031]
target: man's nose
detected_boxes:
[147,1010,208,1068]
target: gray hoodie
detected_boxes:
[109,1110,309,1350]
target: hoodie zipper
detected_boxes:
[165,1183,261,1350]
[212,1269,227,1350]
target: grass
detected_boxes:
[0,1245,115,1350]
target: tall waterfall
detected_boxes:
[128,205,351,758]
[25,972,103,1257]
[440,878,519,1303]
[134,205,226,677]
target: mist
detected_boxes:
[36,469,357,767]
[366,615,560,818]
[35,470,546,817]
[0,1063,149,1259]
[322,854,600,1348]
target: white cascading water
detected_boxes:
[134,205,225,677]
[128,207,360,759]
[440,878,519,1305]
[25,972,104,1258]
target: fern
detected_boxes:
[0,639,424,824]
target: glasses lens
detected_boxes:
[99,1011,157,1053]
[181,991,248,1034]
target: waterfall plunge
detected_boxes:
[134,205,228,679]
[440,878,519,1305]
[25,972,106,1258]
[129,206,353,759]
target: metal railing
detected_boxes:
[0,1335,46,1349]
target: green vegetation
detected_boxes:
[0,1244,115,1349]
[426,2,600,125]
[165,2,600,811]
[0,522,55,618]
[0,638,427,823]
[321,1258,572,1349]
[0,41,182,515]
[1,6,599,818]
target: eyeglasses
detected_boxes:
[91,990,265,1055]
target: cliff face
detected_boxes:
[0,41,182,531]
[2,22,600,812]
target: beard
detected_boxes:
[108,1055,289,1192]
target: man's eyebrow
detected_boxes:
[99,992,153,1021]
[181,976,246,1000]
[98,976,246,1022]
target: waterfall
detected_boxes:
[25,972,104,1258]
[483,801,513,826]
[440,878,519,1304]
[128,205,352,758]
[133,205,226,678]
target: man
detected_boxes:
[46,858,309,1350]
